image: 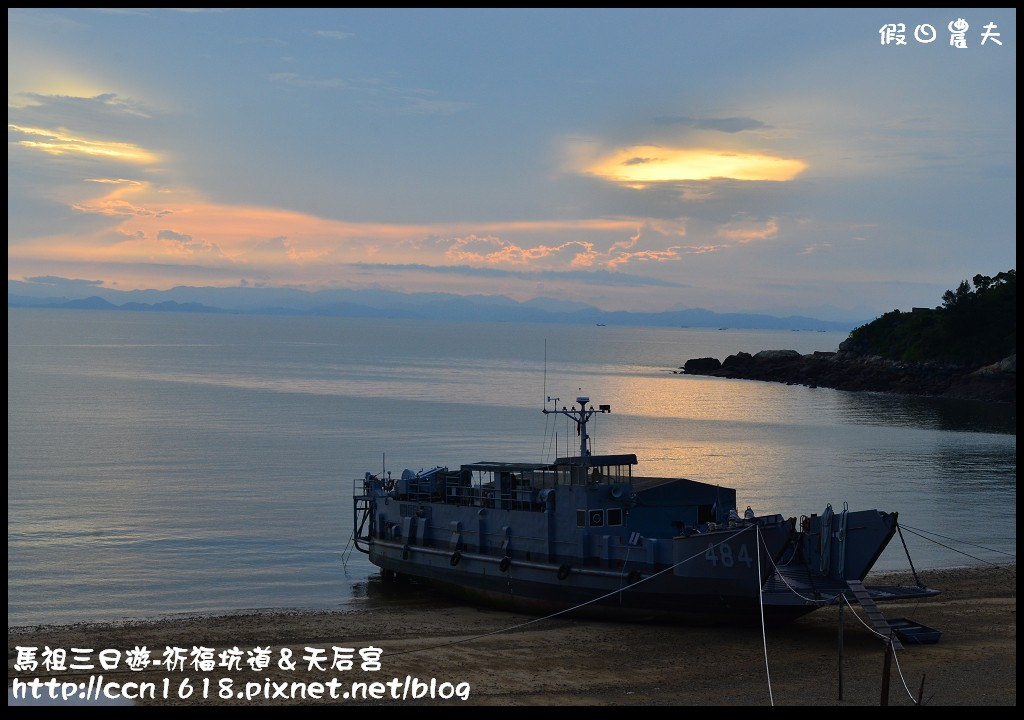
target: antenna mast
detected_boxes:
[543,339,547,409]
[542,394,611,462]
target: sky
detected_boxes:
[7,8,1017,322]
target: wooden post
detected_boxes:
[837,599,845,700]
[880,635,894,706]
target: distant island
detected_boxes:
[7,280,858,332]
[677,270,1016,404]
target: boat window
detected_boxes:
[589,509,605,527]
[576,510,586,528]
[607,508,623,526]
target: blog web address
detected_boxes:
[10,675,472,703]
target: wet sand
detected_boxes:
[7,563,1015,706]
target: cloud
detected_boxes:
[441,234,599,267]
[798,242,832,255]
[349,263,688,288]
[584,145,808,186]
[10,125,703,293]
[9,92,153,122]
[681,244,730,255]
[398,93,472,116]
[435,219,689,271]
[315,30,353,40]
[7,8,89,33]
[156,229,224,258]
[8,145,712,289]
[85,178,145,186]
[602,229,681,268]
[606,247,681,269]
[269,73,344,89]
[639,218,688,238]
[72,181,176,218]
[716,218,780,243]
[243,236,331,263]
[623,156,657,166]
[653,115,770,134]
[21,275,105,291]
[361,84,471,116]
[327,74,473,115]
[9,123,159,163]
[675,185,719,202]
[265,71,469,115]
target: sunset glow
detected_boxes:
[6,8,1015,320]
[585,146,808,186]
[9,124,159,163]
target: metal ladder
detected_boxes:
[846,580,903,650]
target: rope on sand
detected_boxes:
[756,526,774,706]
[839,594,920,705]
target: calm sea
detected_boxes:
[7,309,1016,627]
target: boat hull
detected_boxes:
[368,520,793,625]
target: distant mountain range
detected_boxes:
[7,281,859,332]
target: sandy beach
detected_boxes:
[7,563,1015,707]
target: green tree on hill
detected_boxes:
[847,270,1015,367]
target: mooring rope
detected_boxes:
[895,522,922,587]
[541,406,556,463]
[760,541,828,605]
[839,593,919,705]
[339,530,355,567]
[758,523,937,705]
[618,543,632,603]
[898,523,1015,560]
[899,525,1011,567]
[756,525,774,706]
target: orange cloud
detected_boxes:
[584,145,807,186]
[438,226,684,271]
[9,124,160,163]
[443,234,599,267]
[683,244,730,254]
[606,247,681,268]
[716,219,780,243]
[10,178,695,289]
[156,229,224,258]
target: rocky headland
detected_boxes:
[676,342,1016,404]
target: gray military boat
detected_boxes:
[352,394,938,625]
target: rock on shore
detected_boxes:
[676,347,1016,404]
